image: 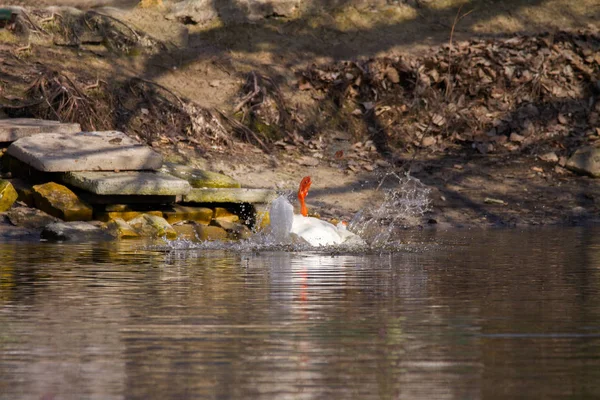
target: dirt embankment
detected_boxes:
[0,0,599,228]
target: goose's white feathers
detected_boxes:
[269,196,361,246]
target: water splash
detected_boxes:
[157,172,431,252]
[349,173,431,247]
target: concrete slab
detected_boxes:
[6,131,162,172]
[0,118,81,142]
[62,171,191,195]
[160,162,241,188]
[183,188,277,204]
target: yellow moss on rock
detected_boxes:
[254,210,270,231]
[32,182,93,221]
[0,180,18,212]
[213,207,240,220]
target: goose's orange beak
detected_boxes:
[298,176,312,217]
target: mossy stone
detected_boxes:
[32,182,92,221]
[254,210,270,231]
[0,180,18,212]
[128,213,177,239]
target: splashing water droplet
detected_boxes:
[349,173,431,247]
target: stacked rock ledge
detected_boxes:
[0,123,275,241]
[62,171,191,196]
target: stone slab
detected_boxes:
[182,188,277,204]
[62,171,191,195]
[7,131,162,172]
[0,118,81,142]
[160,162,241,188]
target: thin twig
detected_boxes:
[83,78,105,91]
[233,71,260,113]
[445,5,475,99]
[448,5,475,50]
[15,43,31,53]
[40,14,57,24]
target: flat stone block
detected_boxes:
[62,171,191,195]
[0,118,81,142]
[160,162,241,188]
[183,188,277,204]
[7,131,162,172]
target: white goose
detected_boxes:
[268,176,362,247]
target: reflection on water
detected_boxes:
[1,227,600,399]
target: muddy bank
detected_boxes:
[0,3,599,230]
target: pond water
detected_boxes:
[1,227,600,399]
